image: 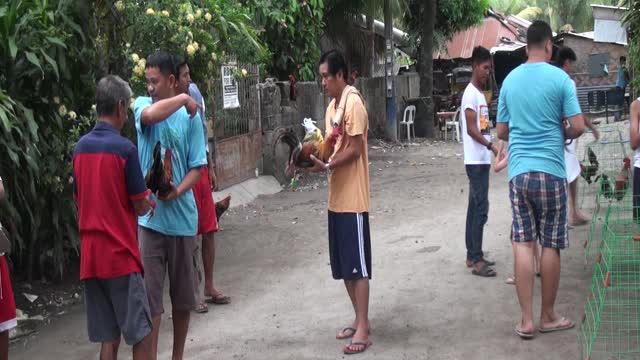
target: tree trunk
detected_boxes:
[416,0,436,138]
[366,13,375,77]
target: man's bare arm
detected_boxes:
[497,122,509,141]
[329,134,362,169]
[630,100,640,150]
[565,113,585,139]
[465,109,491,147]
[141,94,200,126]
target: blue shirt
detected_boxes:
[497,62,581,180]
[188,83,208,152]
[617,66,628,89]
[134,97,207,236]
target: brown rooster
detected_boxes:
[215,195,231,221]
[614,157,631,200]
[145,141,173,197]
[282,120,338,169]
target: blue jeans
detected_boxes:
[465,165,490,263]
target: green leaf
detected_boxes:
[22,107,38,139]
[46,37,67,49]
[60,13,85,42]
[25,51,43,77]
[40,49,59,80]
[8,36,16,59]
[6,148,18,164]
[0,108,11,131]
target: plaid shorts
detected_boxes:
[509,172,568,249]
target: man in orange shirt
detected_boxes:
[307,50,372,355]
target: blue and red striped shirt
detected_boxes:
[72,121,147,280]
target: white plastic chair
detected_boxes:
[400,105,416,142]
[444,108,461,142]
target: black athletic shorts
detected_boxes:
[328,211,372,280]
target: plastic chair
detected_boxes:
[444,108,461,142]
[401,105,416,142]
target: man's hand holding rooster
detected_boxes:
[306,155,328,173]
[158,181,179,202]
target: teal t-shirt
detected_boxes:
[134,96,207,236]
[497,62,582,180]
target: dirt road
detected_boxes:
[11,140,591,360]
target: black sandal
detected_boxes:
[481,258,495,266]
[472,263,496,277]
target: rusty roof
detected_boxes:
[434,15,523,60]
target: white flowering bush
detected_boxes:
[114,0,264,110]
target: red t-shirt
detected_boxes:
[72,122,148,280]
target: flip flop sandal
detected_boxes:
[343,340,372,355]
[538,317,575,333]
[194,303,209,314]
[514,327,534,339]
[336,327,357,340]
[206,294,231,305]
[505,276,516,285]
[472,263,496,277]
[466,259,495,267]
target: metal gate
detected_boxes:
[210,63,261,190]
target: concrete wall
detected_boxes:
[563,36,628,88]
[354,74,421,137]
[259,73,420,183]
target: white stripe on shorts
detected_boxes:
[357,214,368,278]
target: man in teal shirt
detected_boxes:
[134,51,206,359]
[497,21,585,339]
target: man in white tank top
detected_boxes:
[556,47,599,226]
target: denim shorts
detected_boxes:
[509,172,568,249]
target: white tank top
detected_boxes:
[636,97,640,168]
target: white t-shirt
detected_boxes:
[460,83,491,165]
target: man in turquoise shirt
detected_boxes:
[134,51,206,359]
[497,21,585,339]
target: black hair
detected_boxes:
[620,56,627,63]
[146,51,175,76]
[319,50,348,81]
[96,75,132,117]
[556,47,577,67]
[527,20,553,48]
[173,55,188,79]
[471,46,491,65]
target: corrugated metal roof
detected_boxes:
[434,16,522,60]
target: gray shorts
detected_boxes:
[84,273,152,346]
[138,227,197,316]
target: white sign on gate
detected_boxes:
[221,65,240,109]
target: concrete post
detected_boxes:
[384,0,397,142]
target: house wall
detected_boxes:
[563,36,628,87]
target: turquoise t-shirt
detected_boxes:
[497,62,582,180]
[134,96,207,236]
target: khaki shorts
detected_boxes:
[138,227,197,316]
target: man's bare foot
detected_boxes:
[204,288,231,305]
[515,320,535,339]
[347,327,370,351]
[336,326,357,339]
[539,315,575,333]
